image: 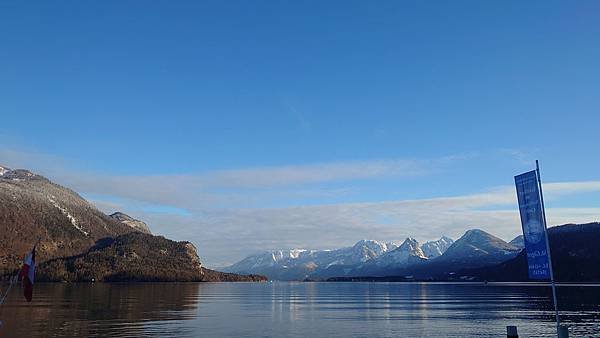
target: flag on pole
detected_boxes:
[515,162,562,334]
[515,170,551,280]
[515,169,551,279]
[19,245,36,302]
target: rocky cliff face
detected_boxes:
[109,212,152,234]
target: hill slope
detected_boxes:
[466,223,600,282]
[0,165,264,282]
[109,212,152,234]
[37,232,266,282]
[0,165,134,274]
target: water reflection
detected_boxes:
[0,283,200,337]
[0,282,599,337]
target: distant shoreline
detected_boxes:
[323,280,600,286]
[3,280,598,287]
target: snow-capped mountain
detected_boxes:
[224,229,529,281]
[348,230,522,280]
[437,229,520,265]
[375,238,427,267]
[343,239,399,264]
[224,236,456,280]
[223,239,400,279]
[509,235,524,249]
[421,236,454,258]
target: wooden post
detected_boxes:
[558,325,569,338]
[507,325,518,338]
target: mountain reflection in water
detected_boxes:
[0,283,199,337]
[1,282,600,337]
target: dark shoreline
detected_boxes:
[1,267,267,283]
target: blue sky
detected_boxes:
[1,1,600,266]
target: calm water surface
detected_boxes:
[1,282,599,337]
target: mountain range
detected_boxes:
[226,221,600,282]
[223,229,525,280]
[0,165,265,282]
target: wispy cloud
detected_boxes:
[93,181,600,267]
[205,159,429,188]
[1,147,464,209]
[2,147,599,267]
[46,159,436,212]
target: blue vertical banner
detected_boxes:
[515,170,551,280]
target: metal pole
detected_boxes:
[536,160,560,333]
[0,273,18,306]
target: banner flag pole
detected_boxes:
[536,160,560,332]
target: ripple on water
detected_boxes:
[0,282,599,337]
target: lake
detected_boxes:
[1,282,599,337]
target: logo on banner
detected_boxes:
[524,213,544,244]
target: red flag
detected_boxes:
[19,245,36,302]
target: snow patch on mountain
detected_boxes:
[224,236,456,279]
[223,239,399,275]
[439,229,520,263]
[0,167,43,182]
[109,212,152,234]
[375,238,428,267]
[48,195,88,236]
[349,239,399,262]
[422,236,454,258]
[509,235,524,249]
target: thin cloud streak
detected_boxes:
[1,147,465,209]
[127,182,600,266]
[52,160,434,210]
[2,147,599,267]
[136,205,600,267]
